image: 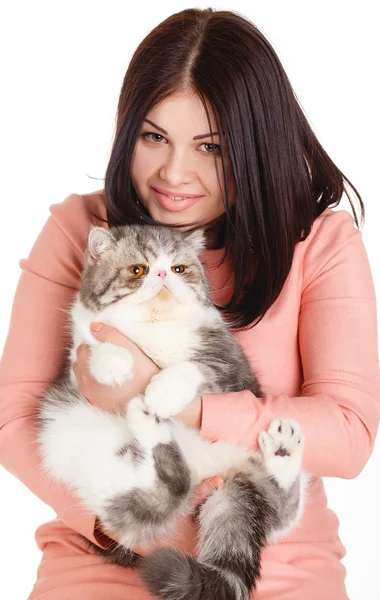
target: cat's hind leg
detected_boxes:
[140,419,307,600]
[141,469,270,600]
[99,396,193,551]
[258,418,309,542]
[258,418,304,490]
[126,395,172,448]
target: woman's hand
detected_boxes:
[73,322,204,425]
[95,476,225,556]
[174,395,203,430]
[73,322,160,413]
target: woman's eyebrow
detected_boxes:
[144,118,221,140]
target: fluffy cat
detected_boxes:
[35,223,308,600]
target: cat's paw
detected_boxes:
[143,364,202,419]
[127,396,172,448]
[89,343,134,386]
[143,376,191,419]
[259,419,304,490]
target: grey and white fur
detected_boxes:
[35,223,309,600]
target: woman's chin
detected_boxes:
[146,203,202,229]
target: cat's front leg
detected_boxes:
[144,361,204,419]
[89,342,134,386]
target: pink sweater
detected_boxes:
[1,190,379,598]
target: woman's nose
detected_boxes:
[159,150,194,186]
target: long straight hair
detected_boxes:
[98,7,364,329]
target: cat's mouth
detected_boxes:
[156,287,172,301]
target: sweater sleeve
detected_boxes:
[0,193,110,548]
[201,210,380,479]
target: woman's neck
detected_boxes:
[204,215,227,250]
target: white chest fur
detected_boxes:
[70,293,220,369]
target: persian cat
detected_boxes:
[36,223,308,600]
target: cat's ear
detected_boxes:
[87,225,113,261]
[183,228,206,255]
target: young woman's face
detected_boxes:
[130,90,234,233]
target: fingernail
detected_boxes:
[90,322,104,332]
[207,476,224,489]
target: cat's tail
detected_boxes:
[141,547,250,600]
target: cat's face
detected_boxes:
[79,224,210,311]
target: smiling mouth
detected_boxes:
[153,186,204,199]
[151,188,203,212]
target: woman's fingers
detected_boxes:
[89,323,160,381]
[73,359,94,397]
[72,361,78,380]
[76,343,90,367]
[90,323,136,351]
[72,326,159,412]
[191,476,224,510]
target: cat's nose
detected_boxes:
[156,269,167,280]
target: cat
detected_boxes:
[35,222,309,600]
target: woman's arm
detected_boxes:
[0,193,111,549]
[200,210,380,479]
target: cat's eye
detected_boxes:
[129,264,149,277]
[171,265,186,274]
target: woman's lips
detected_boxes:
[151,188,203,212]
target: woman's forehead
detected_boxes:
[145,92,220,138]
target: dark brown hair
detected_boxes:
[98,7,364,329]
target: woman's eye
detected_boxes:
[141,132,220,155]
[141,132,167,143]
[200,142,221,155]
[129,264,149,277]
[171,265,186,274]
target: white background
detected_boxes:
[1,1,379,599]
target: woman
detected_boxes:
[0,7,379,600]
